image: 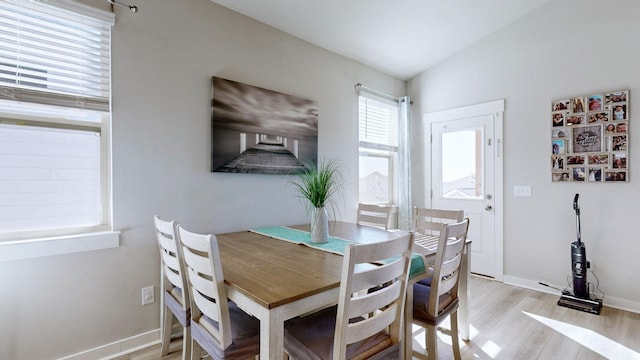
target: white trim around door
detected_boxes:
[424,99,504,281]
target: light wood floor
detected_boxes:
[122,275,640,360]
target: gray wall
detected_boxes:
[0,0,405,358]
[409,0,640,311]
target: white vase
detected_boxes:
[310,206,329,244]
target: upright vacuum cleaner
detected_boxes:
[557,194,603,314]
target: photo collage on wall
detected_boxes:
[551,89,629,182]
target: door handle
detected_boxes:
[485,205,493,211]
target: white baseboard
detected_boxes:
[57,329,160,360]
[503,275,640,314]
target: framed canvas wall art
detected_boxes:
[211,77,318,175]
[551,89,629,182]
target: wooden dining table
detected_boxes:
[215,221,470,360]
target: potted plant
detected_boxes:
[291,159,343,243]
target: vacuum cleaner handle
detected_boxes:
[574,193,581,244]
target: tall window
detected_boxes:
[358,92,399,204]
[0,0,114,241]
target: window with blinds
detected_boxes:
[0,0,114,241]
[358,93,399,204]
[0,0,112,112]
[358,94,398,151]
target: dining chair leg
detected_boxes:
[190,337,202,360]
[427,326,438,360]
[450,312,462,360]
[160,305,173,356]
[182,325,192,360]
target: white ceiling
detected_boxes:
[210,0,553,80]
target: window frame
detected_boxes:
[358,92,400,205]
[358,148,395,205]
[0,0,118,259]
[0,113,112,242]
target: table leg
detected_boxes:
[260,308,285,360]
[458,242,471,340]
[404,282,414,359]
[226,287,287,360]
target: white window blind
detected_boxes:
[0,0,114,112]
[358,93,398,151]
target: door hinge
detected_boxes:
[487,138,492,146]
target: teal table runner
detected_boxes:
[250,226,427,279]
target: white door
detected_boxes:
[425,100,504,280]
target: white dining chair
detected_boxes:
[283,233,412,359]
[154,215,191,360]
[178,225,260,360]
[411,219,469,360]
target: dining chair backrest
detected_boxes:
[412,207,464,255]
[427,219,469,318]
[155,216,190,306]
[178,225,233,350]
[356,203,396,230]
[412,207,464,235]
[153,215,191,359]
[333,233,413,359]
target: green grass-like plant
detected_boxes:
[292,159,343,209]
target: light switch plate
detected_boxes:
[514,185,532,197]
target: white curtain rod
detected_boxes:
[355,83,413,104]
[355,83,409,102]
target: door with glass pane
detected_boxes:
[431,114,496,278]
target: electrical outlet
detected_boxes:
[142,286,155,305]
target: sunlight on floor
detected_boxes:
[412,322,501,359]
[411,319,456,349]
[412,324,427,349]
[523,311,640,360]
[468,324,480,339]
[411,323,459,358]
[479,340,501,358]
[466,323,501,359]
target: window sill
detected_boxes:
[0,231,120,262]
